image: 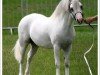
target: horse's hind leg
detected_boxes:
[14,38,29,75]
[25,40,38,75]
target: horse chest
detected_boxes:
[51,29,75,46]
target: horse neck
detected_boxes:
[50,0,73,29]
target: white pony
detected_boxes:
[13,0,83,75]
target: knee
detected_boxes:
[55,64,60,69]
[65,63,69,68]
[55,62,60,68]
[65,60,70,67]
[27,50,33,58]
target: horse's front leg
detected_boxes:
[63,44,72,75]
[53,44,60,75]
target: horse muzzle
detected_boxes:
[76,18,83,24]
[75,12,83,24]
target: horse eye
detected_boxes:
[80,6,83,10]
[70,8,73,12]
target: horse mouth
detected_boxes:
[76,18,83,24]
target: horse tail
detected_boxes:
[13,39,23,63]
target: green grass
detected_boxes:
[3,26,97,75]
[3,0,97,27]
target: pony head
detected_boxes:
[69,0,83,24]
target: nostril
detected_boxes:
[78,18,83,22]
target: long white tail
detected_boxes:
[13,39,22,63]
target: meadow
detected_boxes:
[3,0,97,75]
[3,26,97,75]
